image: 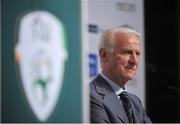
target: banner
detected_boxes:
[2,0,82,122]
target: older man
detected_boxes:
[90,27,151,123]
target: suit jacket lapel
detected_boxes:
[128,94,142,122]
[104,93,129,122]
[94,75,129,122]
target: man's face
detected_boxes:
[104,33,141,84]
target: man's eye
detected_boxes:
[136,52,140,56]
[122,51,132,55]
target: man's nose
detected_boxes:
[129,53,138,64]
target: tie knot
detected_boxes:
[119,91,128,99]
[119,91,130,102]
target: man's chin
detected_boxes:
[126,74,135,80]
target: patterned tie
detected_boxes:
[119,91,134,123]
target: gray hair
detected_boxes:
[98,27,141,52]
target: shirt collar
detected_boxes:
[100,72,126,96]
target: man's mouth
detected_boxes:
[126,66,136,70]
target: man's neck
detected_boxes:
[101,71,127,89]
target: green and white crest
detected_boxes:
[15,10,68,121]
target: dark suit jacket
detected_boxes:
[90,74,152,123]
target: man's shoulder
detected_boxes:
[89,76,97,90]
[89,74,110,99]
[89,75,102,95]
[89,79,96,93]
[89,74,110,92]
[89,76,105,104]
[89,74,103,90]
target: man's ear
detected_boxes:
[99,48,108,62]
